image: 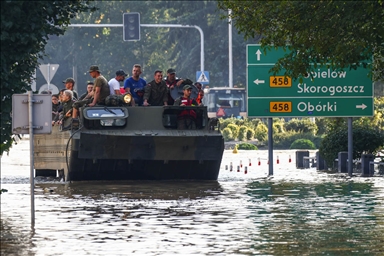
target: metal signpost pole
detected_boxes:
[28,91,35,226]
[348,118,353,176]
[228,9,233,88]
[268,118,274,175]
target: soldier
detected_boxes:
[164,68,193,105]
[143,70,168,106]
[72,65,110,119]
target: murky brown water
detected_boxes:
[1,139,384,255]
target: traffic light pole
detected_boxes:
[68,23,205,71]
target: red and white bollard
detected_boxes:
[258,158,261,166]
[240,160,243,168]
[249,159,252,166]
[230,162,233,172]
[237,166,240,172]
[289,154,292,163]
[277,155,279,164]
[244,166,248,174]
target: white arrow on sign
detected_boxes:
[253,79,265,85]
[256,49,262,61]
[356,103,367,110]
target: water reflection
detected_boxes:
[2,145,384,255]
[246,181,384,255]
[36,180,223,200]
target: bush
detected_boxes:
[246,128,255,140]
[227,123,240,139]
[222,127,234,141]
[272,130,322,149]
[219,118,235,130]
[250,118,262,129]
[290,139,316,149]
[273,118,285,133]
[238,125,248,141]
[238,143,258,150]
[319,124,384,166]
[285,118,318,134]
[254,123,268,142]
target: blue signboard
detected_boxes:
[196,71,209,84]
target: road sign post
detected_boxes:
[247,44,373,177]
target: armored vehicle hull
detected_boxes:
[34,106,224,181]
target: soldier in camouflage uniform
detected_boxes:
[143,70,168,106]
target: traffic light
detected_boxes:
[123,13,140,41]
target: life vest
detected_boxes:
[196,93,202,104]
[178,97,196,119]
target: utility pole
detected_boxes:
[228,9,233,88]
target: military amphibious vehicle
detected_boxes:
[34,93,224,181]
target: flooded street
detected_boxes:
[1,138,384,255]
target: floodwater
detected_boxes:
[1,138,384,255]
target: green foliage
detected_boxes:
[273,118,285,133]
[222,127,234,141]
[246,128,255,140]
[227,124,240,140]
[238,143,258,150]
[254,123,268,142]
[285,118,318,134]
[319,125,384,166]
[238,125,248,141]
[218,1,384,82]
[219,117,237,130]
[290,139,316,150]
[273,131,322,149]
[1,1,95,155]
[250,119,262,129]
[315,118,332,135]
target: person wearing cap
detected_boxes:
[109,69,127,95]
[63,77,78,100]
[124,64,147,106]
[143,69,168,106]
[164,68,193,105]
[72,65,110,119]
[173,84,202,129]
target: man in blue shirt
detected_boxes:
[124,64,146,106]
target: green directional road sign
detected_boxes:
[247,65,373,98]
[247,45,290,65]
[248,97,373,117]
[246,44,373,117]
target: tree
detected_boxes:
[218,1,384,82]
[41,1,253,93]
[1,1,96,155]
